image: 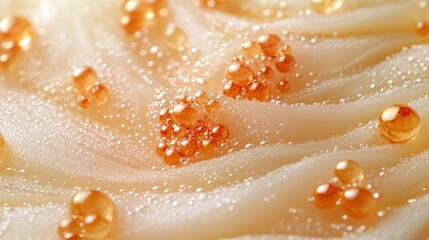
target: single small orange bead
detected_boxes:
[226,61,254,86]
[81,214,111,240]
[200,139,218,155]
[275,53,295,73]
[179,138,198,157]
[378,104,421,143]
[223,81,242,99]
[416,21,429,36]
[241,40,261,57]
[0,16,33,50]
[58,217,81,240]
[341,188,377,219]
[277,79,291,93]
[160,124,173,138]
[195,91,209,104]
[313,183,342,209]
[246,82,269,101]
[70,190,116,222]
[173,124,188,138]
[156,141,168,156]
[164,148,182,165]
[258,66,274,80]
[205,99,221,113]
[71,66,98,93]
[120,14,145,34]
[334,160,364,184]
[159,108,171,124]
[211,124,229,143]
[172,103,199,126]
[193,125,209,139]
[87,83,109,105]
[77,96,91,109]
[258,34,284,57]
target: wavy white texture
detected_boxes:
[0,0,428,239]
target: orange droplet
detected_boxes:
[211,124,229,143]
[156,141,168,156]
[275,53,295,73]
[378,104,421,143]
[81,214,111,239]
[416,21,429,36]
[205,99,221,113]
[0,15,33,50]
[226,61,254,86]
[200,139,217,155]
[258,66,274,80]
[58,217,81,240]
[241,40,261,57]
[195,91,209,104]
[277,79,291,93]
[164,148,182,165]
[179,138,198,157]
[223,81,242,99]
[246,81,269,101]
[341,187,377,219]
[334,160,364,184]
[313,183,342,209]
[172,103,199,126]
[258,34,283,57]
[78,96,91,109]
[159,107,171,124]
[71,66,98,93]
[70,190,116,222]
[173,124,188,138]
[160,124,173,138]
[87,83,109,105]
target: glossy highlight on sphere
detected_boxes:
[223,81,242,99]
[81,214,112,239]
[57,217,81,240]
[70,190,116,222]
[341,187,377,219]
[311,0,344,14]
[241,40,260,57]
[246,82,269,101]
[313,183,342,209]
[334,160,364,184]
[71,66,98,93]
[0,15,33,50]
[172,103,199,126]
[226,61,254,86]
[275,53,295,73]
[88,83,109,105]
[378,104,421,143]
[277,79,290,93]
[257,34,283,57]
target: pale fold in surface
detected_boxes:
[0,0,429,239]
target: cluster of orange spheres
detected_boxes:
[313,160,378,219]
[157,91,229,166]
[120,0,169,34]
[223,33,296,101]
[378,104,421,143]
[58,190,116,240]
[0,15,33,69]
[71,66,110,109]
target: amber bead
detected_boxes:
[173,124,187,138]
[70,190,116,222]
[193,124,209,139]
[416,21,429,36]
[164,23,186,49]
[160,124,173,138]
[156,141,168,156]
[205,99,221,113]
[257,34,283,57]
[223,81,241,99]
[172,103,199,126]
[378,104,421,143]
[211,124,229,143]
[0,16,32,50]
[200,139,217,155]
[81,214,111,239]
[334,160,364,184]
[341,187,376,219]
[226,61,254,86]
[164,148,182,165]
[77,96,91,109]
[179,138,198,157]
[275,53,295,73]
[241,40,260,57]
[58,217,81,240]
[159,108,171,124]
[311,0,343,14]
[195,91,209,104]
[0,132,4,154]
[258,66,274,80]
[313,183,342,209]
[71,66,98,93]
[120,14,144,34]
[246,82,269,101]
[87,83,109,105]
[277,79,291,93]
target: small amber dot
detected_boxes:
[87,83,109,105]
[81,214,111,239]
[241,40,261,57]
[313,183,342,209]
[341,187,377,219]
[257,34,284,57]
[226,61,254,86]
[311,0,344,14]
[275,53,295,73]
[0,15,33,50]
[378,104,421,143]
[173,124,188,138]
[172,103,199,126]
[246,81,269,101]
[193,125,210,139]
[71,66,98,93]
[70,190,116,222]
[160,124,173,138]
[57,217,81,240]
[200,139,218,155]
[334,160,364,184]
[277,79,291,93]
[211,124,229,143]
[223,81,242,99]
[205,99,221,113]
[156,141,168,156]
[416,21,429,36]
[195,91,209,104]
[179,138,198,157]
[78,96,91,109]
[258,66,274,80]
[164,148,182,165]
